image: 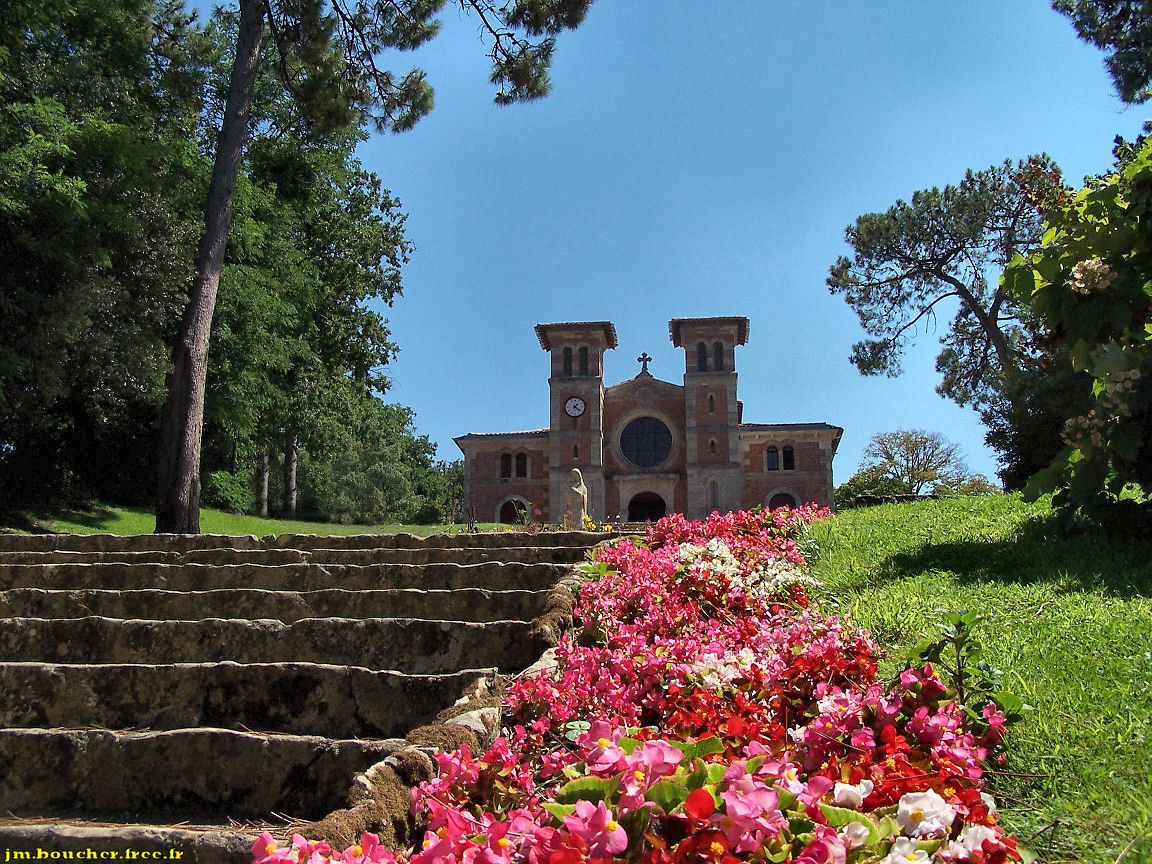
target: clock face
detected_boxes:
[564,396,586,417]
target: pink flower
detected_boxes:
[578,721,628,774]
[251,833,288,864]
[795,831,847,864]
[562,799,629,858]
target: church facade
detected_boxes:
[454,317,842,524]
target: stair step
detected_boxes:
[0,530,614,554]
[0,545,589,566]
[0,560,571,591]
[0,586,549,622]
[0,661,492,737]
[0,727,403,820]
[0,823,256,864]
[0,616,546,673]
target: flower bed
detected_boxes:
[256,507,1021,864]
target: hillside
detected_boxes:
[809,496,1152,864]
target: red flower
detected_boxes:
[684,788,716,820]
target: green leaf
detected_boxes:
[554,775,619,804]
[817,804,879,844]
[685,760,708,790]
[645,779,689,813]
[693,736,724,757]
[541,802,576,822]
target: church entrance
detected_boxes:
[627,492,666,522]
[768,493,797,510]
[499,499,527,524]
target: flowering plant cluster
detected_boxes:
[258,507,1021,864]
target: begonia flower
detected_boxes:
[896,789,956,837]
[562,799,628,858]
[881,838,931,863]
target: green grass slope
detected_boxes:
[2,504,497,537]
[809,495,1152,864]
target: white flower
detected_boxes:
[881,838,930,863]
[832,778,874,809]
[939,825,998,861]
[839,820,872,849]
[980,791,998,816]
[896,789,956,837]
[1070,258,1114,294]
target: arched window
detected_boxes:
[578,346,589,376]
[709,438,717,455]
[573,444,579,460]
[713,342,725,371]
[766,446,779,471]
[708,481,719,512]
[500,453,512,478]
[515,452,527,477]
[783,446,795,470]
[696,342,708,372]
[708,394,715,414]
[562,347,573,376]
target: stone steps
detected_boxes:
[0,661,490,738]
[0,727,404,821]
[0,560,570,591]
[0,530,604,859]
[0,586,549,622]
[0,615,544,672]
[0,531,601,553]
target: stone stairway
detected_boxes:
[0,530,602,862]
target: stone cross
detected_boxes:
[637,352,652,375]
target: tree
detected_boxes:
[0,0,207,503]
[828,159,1052,413]
[833,465,914,509]
[858,429,991,496]
[1054,1,1152,103]
[1004,137,1152,517]
[156,0,595,532]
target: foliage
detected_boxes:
[827,159,1050,411]
[262,506,1027,864]
[202,468,253,512]
[834,465,915,509]
[807,495,1152,864]
[1053,0,1152,103]
[1003,137,1152,517]
[980,360,1095,491]
[905,609,1032,738]
[0,0,206,503]
[858,430,996,497]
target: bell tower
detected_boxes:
[535,321,618,522]
[669,317,748,518]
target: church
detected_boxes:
[454,317,842,524]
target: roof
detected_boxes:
[534,321,619,351]
[454,429,549,441]
[740,422,842,432]
[669,317,750,347]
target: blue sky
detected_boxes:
[325,3,1146,482]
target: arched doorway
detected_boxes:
[768,493,797,510]
[628,492,666,522]
[498,499,527,524]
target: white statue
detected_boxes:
[563,468,588,529]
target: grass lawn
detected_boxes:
[809,495,1152,864]
[2,503,500,537]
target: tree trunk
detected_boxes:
[154,0,265,533]
[256,443,269,517]
[284,437,297,518]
